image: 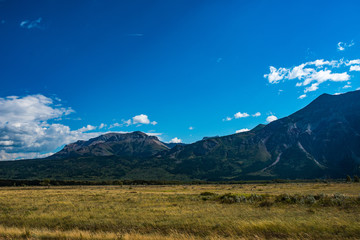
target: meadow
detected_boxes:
[0,182,359,239]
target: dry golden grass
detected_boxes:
[0,183,359,239]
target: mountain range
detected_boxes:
[0,90,359,181]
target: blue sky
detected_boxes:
[1,0,360,160]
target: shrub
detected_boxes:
[305,195,316,205]
[346,175,352,182]
[354,175,360,183]
[259,200,273,208]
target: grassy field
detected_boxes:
[0,183,359,239]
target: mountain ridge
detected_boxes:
[0,90,359,181]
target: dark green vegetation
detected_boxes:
[1,90,360,181]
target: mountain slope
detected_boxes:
[49,131,169,159]
[160,91,360,180]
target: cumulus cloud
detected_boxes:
[350,65,360,72]
[0,95,105,160]
[266,115,278,123]
[264,58,357,95]
[169,137,182,143]
[132,114,150,124]
[252,112,261,117]
[236,128,250,133]
[132,114,157,126]
[234,112,249,119]
[20,18,43,29]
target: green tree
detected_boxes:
[40,179,51,187]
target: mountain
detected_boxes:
[49,131,169,159]
[0,90,359,181]
[159,90,360,180]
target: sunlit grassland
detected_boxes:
[0,183,359,239]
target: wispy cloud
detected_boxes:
[337,41,354,51]
[109,114,157,128]
[298,94,307,99]
[20,18,44,29]
[125,33,144,37]
[224,111,261,121]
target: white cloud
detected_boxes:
[308,59,338,67]
[252,112,261,117]
[264,58,355,94]
[78,125,97,132]
[107,115,157,129]
[343,84,352,89]
[123,119,131,126]
[334,93,342,95]
[234,112,249,119]
[169,137,182,143]
[20,18,43,29]
[346,59,360,66]
[337,42,345,51]
[189,126,194,130]
[350,65,360,72]
[109,122,121,128]
[337,41,354,51]
[304,83,319,93]
[236,128,250,133]
[132,114,157,125]
[0,94,106,160]
[0,95,164,161]
[132,114,150,124]
[298,94,307,99]
[263,66,288,84]
[266,115,278,123]
[223,117,232,121]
